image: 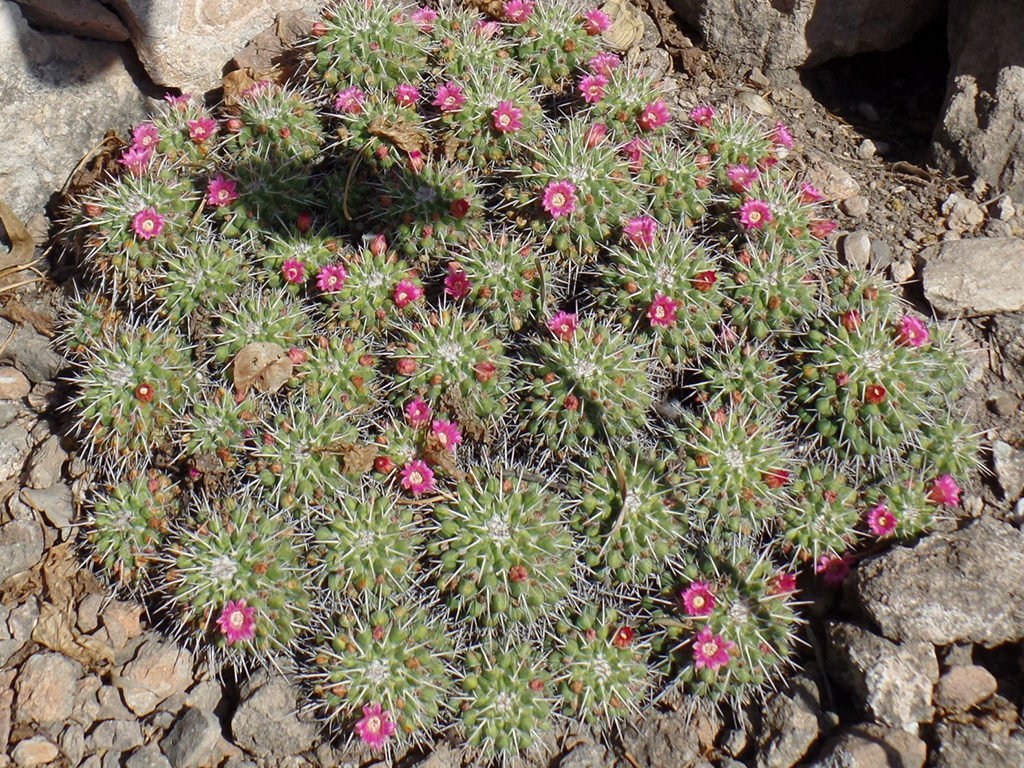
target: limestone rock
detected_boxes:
[0,519,44,584]
[992,440,1024,501]
[922,237,1024,316]
[756,675,821,768]
[25,433,67,489]
[15,651,83,725]
[118,639,193,716]
[12,736,60,768]
[232,672,316,757]
[853,516,1024,646]
[932,721,1024,768]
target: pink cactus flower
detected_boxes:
[771,121,794,149]
[316,264,348,293]
[132,122,159,150]
[623,215,657,249]
[335,87,365,115]
[433,82,466,113]
[867,503,897,537]
[410,6,438,32]
[282,259,306,284]
[164,93,193,111]
[928,475,961,507]
[392,279,423,308]
[689,105,716,127]
[119,145,153,176]
[738,198,774,230]
[622,137,650,171]
[475,19,500,38]
[769,571,798,596]
[638,100,670,131]
[401,459,435,496]
[394,83,420,108]
[206,175,238,207]
[815,553,853,586]
[547,311,578,341]
[647,294,678,328]
[726,164,760,192]
[588,52,621,76]
[444,262,472,299]
[187,117,217,143]
[491,101,524,133]
[216,599,256,646]
[799,182,824,204]
[354,703,396,751]
[680,581,716,616]
[808,219,837,239]
[582,8,611,34]
[584,122,607,148]
[405,397,431,427]
[131,207,164,240]
[579,73,608,104]
[431,419,462,451]
[542,180,578,218]
[692,626,734,671]
[896,315,930,348]
[503,0,534,23]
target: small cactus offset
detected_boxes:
[57,0,978,763]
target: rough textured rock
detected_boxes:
[667,0,943,71]
[0,519,44,583]
[931,0,1024,199]
[0,367,31,400]
[160,708,221,768]
[118,639,193,716]
[231,672,316,757]
[0,4,151,222]
[89,719,145,752]
[756,675,821,768]
[809,724,926,768]
[992,440,1024,501]
[103,0,318,92]
[933,665,997,713]
[620,708,717,768]
[12,0,131,41]
[125,743,173,768]
[0,599,40,667]
[15,651,83,725]
[558,742,606,768]
[0,319,64,384]
[25,433,67,489]
[922,237,1024,316]
[932,721,1024,768]
[853,516,1024,646]
[826,622,937,731]
[0,422,32,485]
[11,736,60,767]
[21,483,73,531]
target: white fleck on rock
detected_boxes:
[0,367,30,400]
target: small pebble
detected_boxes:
[0,367,31,400]
[841,194,869,218]
[870,239,894,272]
[841,231,872,270]
[856,139,877,159]
[995,195,1016,222]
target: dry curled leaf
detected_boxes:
[601,0,645,51]
[33,601,115,669]
[367,116,431,155]
[0,196,34,281]
[314,440,378,475]
[232,342,294,395]
[422,433,462,480]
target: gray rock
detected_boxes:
[11,736,60,767]
[411,745,460,768]
[932,721,1024,768]
[931,0,1024,199]
[826,622,937,731]
[232,672,316,757]
[77,593,103,634]
[995,195,1017,221]
[184,680,223,712]
[97,684,137,721]
[756,675,821,768]
[869,239,893,272]
[21,484,74,532]
[0,598,37,665]
[993,313,1024,364]
[0,421,32,484]
[558,742,606,768]
[992,440,1024,501]
[841,231,872,270]
[0,519,43,584]
[0,367,30,400]
[126,743,173,768]
[922,237,1024,315]
[11,0,130,41]
[854,516,1024,646]
[0,320,64,385]
[809,724,926,768]
[25,434,66,489]
[89,719,144,752]
[15,651,83,725]
[941,192,986,234]
[933,665,997,713]
[840,194,869,218]
[160,708,222,768]
[119,639,193,716]
[619,708,714,768]
[70,674,103,725]
[59,723,85,767]
[667,0,943,70]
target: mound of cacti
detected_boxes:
[57,0,976,762]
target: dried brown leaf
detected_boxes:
[367,116,431,155]
[0,197,34,278]
[32,601,115,669]
[232,342,294,395]
[222,67,260,107]
[0,298,55,337]
[601,0,645,51]
[422,434,462,480]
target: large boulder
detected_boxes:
[931,0,1024,199]
[666,0,943,71]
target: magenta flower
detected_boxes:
[579,73,608,104]
[119,145,153,176]
[815,553,853,586]
[928,475,961,507]
[433,82,466,113]
[638,100,670,131]
[317,264,348,293]
[335,87,365,115]
[164,93,193,111]
[132,207,165,240]
[584,123,607,148]
[772,121,794,149]
[680,581,715,616]
[503,0,534,23]
[282,259,306,284]
[799,182,823,204]
[187,117,217,143]
[623,215,657,249]
[410,6,438,32]
[582,8,611,34]
[726,164,760,192]
[588,52,621,76]
[475,19,500,38]
[542,180,578,219]
[401,459,435,496]
[867,503,897,537]
[405,397,431,427]
[738,198,774,230]
[622,137,649,171]
[896,315,930,348]
[393,279,423,308]
[216,599,256,646]
[547,311,578,341]
[132,122,159,150]
[647,294,678,328]
[444,262,472,299]
[394,83,419,108]
[354,702,396,751]
[491,101,524,133]
[206,175,238,207]
[431,419,462,451]
[770,571,798,596]
[689,105,716,127]
[692,627,734,671]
